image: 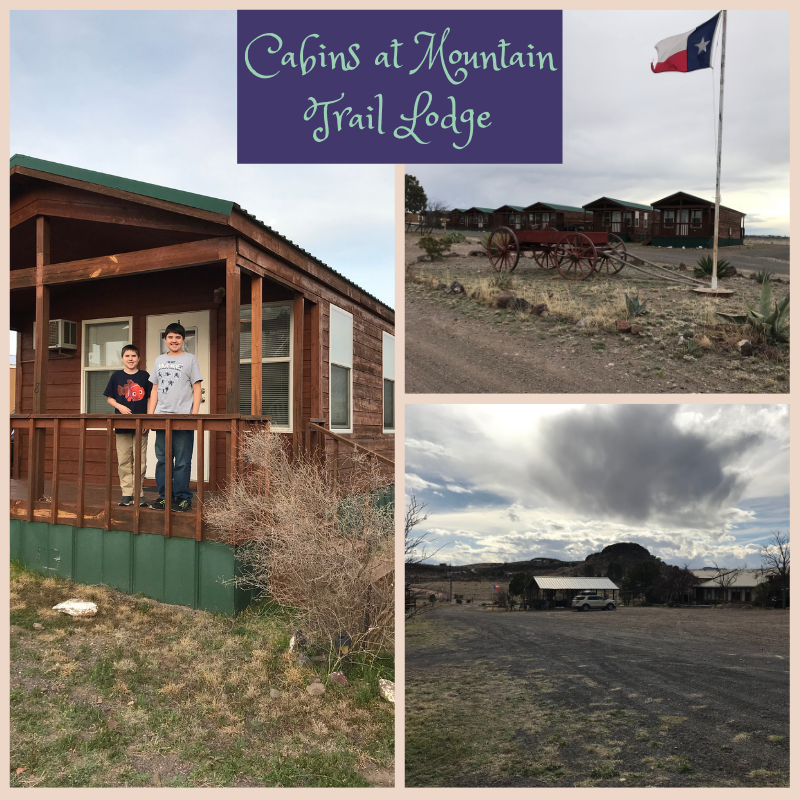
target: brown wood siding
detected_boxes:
[11,179,395,495]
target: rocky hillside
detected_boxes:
[407,542,662,584]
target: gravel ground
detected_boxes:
[406,604,790,787]
[405,235,789,395]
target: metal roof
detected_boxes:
[11,154,394,315]
[494,204,526,212]
[691,568,767,589]
[11,154,233,215]
[583,197,654,211]
[533,576,620,590]
[465,206,496,214]
[526,202,587,213]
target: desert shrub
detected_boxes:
[443,231,466,245]
[694,256,734,279]
[419,235,451,260]
[429,594,437,604]
[205,430,394,657]
[625,293,647,318]
[752,269,771,285]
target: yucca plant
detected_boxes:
[746,280,790,343]
[625,293,647,318]
[694,255,734,279]
[751,269,771,285]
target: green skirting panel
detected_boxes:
[649,237,742,248]
[9,519,254,614]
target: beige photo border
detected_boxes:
[1,0,796,795]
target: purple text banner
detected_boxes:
[237,10,562,164]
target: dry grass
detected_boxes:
[10,563,394,788]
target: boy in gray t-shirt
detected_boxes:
[147,322,203,511]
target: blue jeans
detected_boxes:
[155,430,194,502]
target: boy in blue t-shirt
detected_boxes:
[103,344,151,506]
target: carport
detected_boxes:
[532,576,620,608]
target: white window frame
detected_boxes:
[664,209,675,226]
[329,304,353,434]
[691,208,703,227]
[80,315,134,418]
[635,210,640,227]
[240,300,293,432]
[644,212,649,229]
[382,331,395,434]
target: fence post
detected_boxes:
[50,418,60,524]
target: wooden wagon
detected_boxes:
[487,225,629,281]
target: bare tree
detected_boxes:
[710,561,743,604]
[759,530,789,609]
[405,491,437,565]
[422,199,449,230]
[405,492,451,619]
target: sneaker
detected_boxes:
[139,498,149,507]
[151,497,166,510]
[118,496,133,507]
[172,498,192,513]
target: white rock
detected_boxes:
[378,678,395,703]
[52,599,97,617]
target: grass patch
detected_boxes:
[10,565,394,787]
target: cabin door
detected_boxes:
[611,211,621,233]
[145,311,211,483]
[678,209,689,236]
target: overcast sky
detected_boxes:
[408,10,789,235]
[406,404,789,569]
[10,10,395,309]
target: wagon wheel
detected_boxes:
[488,226,520,272]
[595,233,627,275]
[555,233,596,281]
[533,245,557,269]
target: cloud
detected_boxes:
[405,404,789,567]
[445,484,473,494]
[405,473,441,491]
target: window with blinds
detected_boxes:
[329,304,353,431]
[82,318,131,413]
[239,303,292,427]
[382,331,395,432]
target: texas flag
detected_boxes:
[651,12,721,73]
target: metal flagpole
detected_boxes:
[711,10,727,290]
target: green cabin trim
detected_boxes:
[10,154,233,216]
[10,520,257,614]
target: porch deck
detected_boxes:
[10,478,226,541]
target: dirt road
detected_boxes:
[406,604,789,787]
[406,289,626,393]
[631,242,790,275]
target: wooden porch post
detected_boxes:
[32,216,50,501]
[292,294,304,454]
[225,256,241,414]
[310,301,322,420]
[250,274,262,415]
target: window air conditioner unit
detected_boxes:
[34,319,78,350]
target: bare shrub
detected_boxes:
[204,430,395,657]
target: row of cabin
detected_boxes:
[446,193,746,246]
[9,155,395,541]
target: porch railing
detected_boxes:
[9,413,270,540]
[305,420,394,490]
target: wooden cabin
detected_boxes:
[524,202,590,232]
[582,197,657,242]
[447,208,468,229]
[9,154,395,612]
[650,192,745,247]
[463,207,495,230]
[492,205,526,230]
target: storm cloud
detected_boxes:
[405,404,789,566]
